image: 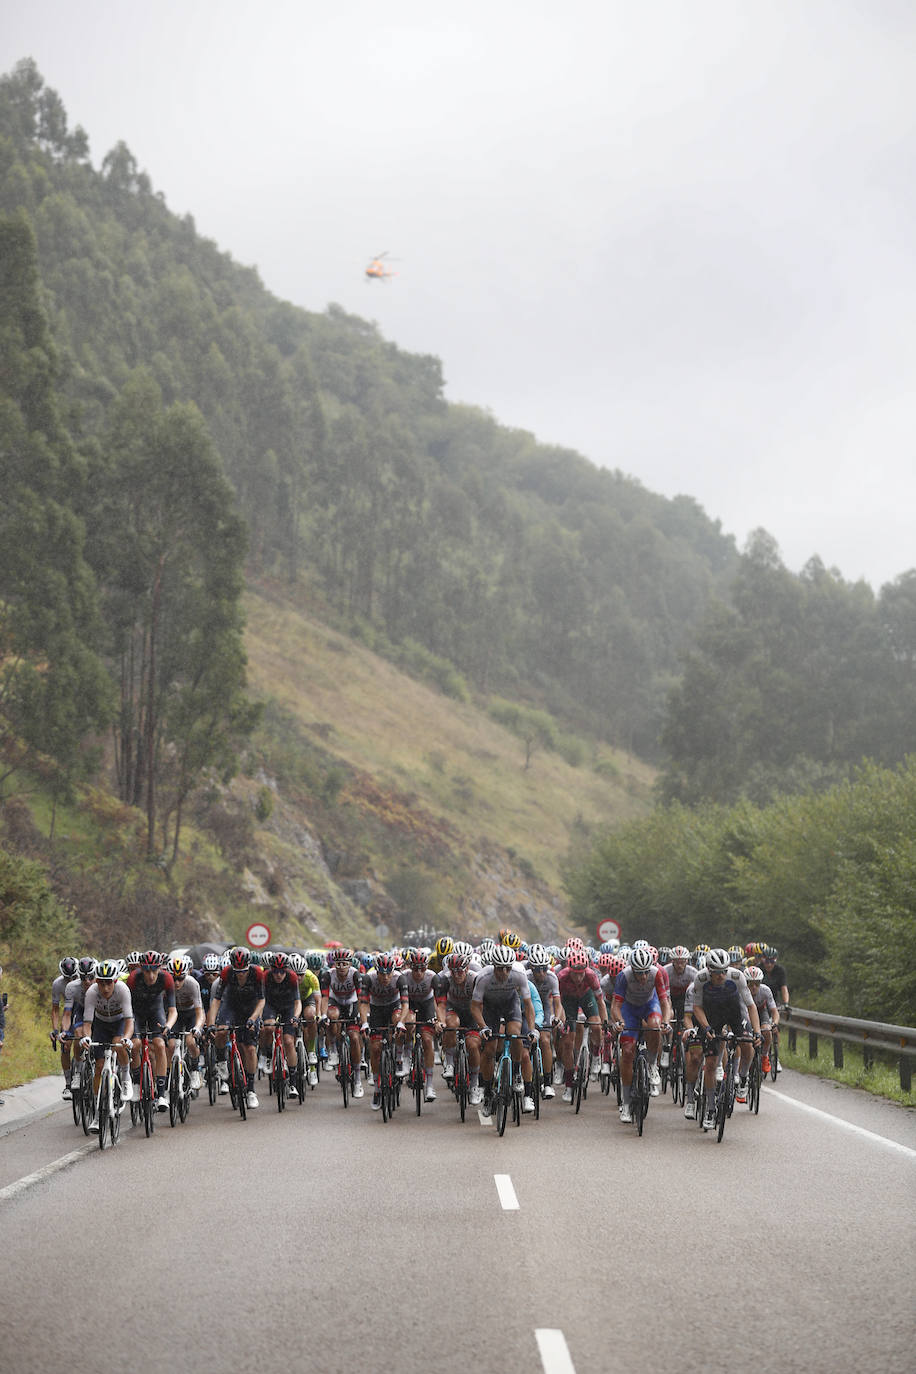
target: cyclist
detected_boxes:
[429,936,454,974]
[689,948,761,1127]
[167,954,206,1092]
[401,948,442,1102]
[79,959,134,1128]
[472,945,537,1116]
[744,964,779,1075]
[320,947,365,1098]
[258,953,303,1097]
[609,947,671,1123]
[760,948,790,1017]
[306,951,330,1065]
[359,952,409,1110]
[434,950,485,1103]
[556,949,609,1104]
[207,946,266,1109]
[127,952,177,1111]
[287,952,321,1086]
[60,957,96,1091]
[52,956,78,1099]
[526,944,560,1099]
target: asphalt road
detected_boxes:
[1,1066,913,1374]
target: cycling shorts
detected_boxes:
[618,993,662,1041]
[561,991,600,1023]
[90,1016,127,1060]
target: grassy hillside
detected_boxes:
[242,579,654,941]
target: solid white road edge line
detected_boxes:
[494,1173,519,1209]
[535,1329,576,1374]
[762,1086,916,1159]
[0,1142,97,1202]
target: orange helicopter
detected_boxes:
[365,251,397,282]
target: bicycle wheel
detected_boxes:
[748,1053,761,1114]
[413,1042,424,1117]
[142,1061,156,1136]
[716,1059,733,1142]
[633,1054,648,1136]
[206,1040,218,1105]
[98,1072,110,1151]
[70,1067,82,1127]
[169,1060,180,1127]
[671,1041,684,1105]
[770,1035,779,1080]
[574,1044,587,1114]
[495,1059,511,1137]
[232,1048,247,1119]
[530,1045,542,1119]
[295,1041,306,1104]
[178,1056,191,1122]
[381,1043,395,1121]
[725,1051,738,1118]
[455,1041,469,1122]
[339,1035,351,1108]
[111,1076,122,1145]
[276,1051,287,1112]
[78,1059,93,1135]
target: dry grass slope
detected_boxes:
[243,584,654,905]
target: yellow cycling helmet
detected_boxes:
[435,936,454,959]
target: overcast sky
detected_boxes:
[5,0,915,589]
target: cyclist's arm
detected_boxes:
[123,1015,135,1041]
[595,993,609,1023]
[610,994,625,1027]
[469,995,487,1032]
[250,997,266,1023]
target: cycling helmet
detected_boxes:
[376,953,396,975]
[657,946,673,965]
[168,955,192,977]
[633,939,650,949]
[287,952,306,974]
[648,945,659,962]
[727,945,744,964]
[597,952,616,972]
[671,946,691,961]
[500,929,521,950]
[447,951,471,973]
[608,954,626,978]
[139,950,161,969]
[331,946,352,965]
[409,948,429,968]
[435,936,453,959]
[566,949,589,970]
[125,950,142,967]
[528,943,550,968]
[745,965,764,983]
[630,947,653,972]
[695,953,707,971]
[452,940,473,960]
[566,937,584,951]
[762,946,778,960]
[229,946,251,971]
[78,957,97,978]
[219,951,231,968]
[95,959,120,981]
[707,948,730,971]
[202,953,221,972]
[59,956,78,978]
[306,951,324,972]
[491,945,516,966]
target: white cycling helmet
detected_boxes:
[629,947,654,972]
[490,945,515,966]
[707,948,731,971]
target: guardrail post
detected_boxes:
[833,1040,844,1068]
[863,1041,873,1070]
[788,1026,796,1053]
[808,1032,818,1059]
[901,1057,912,1092]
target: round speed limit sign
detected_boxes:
[245,921,271,948]
[597,918,621,944]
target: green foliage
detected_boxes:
[0,841,78,986]
[566,758,916,1023]
[254,786,274,823]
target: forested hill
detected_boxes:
[0,59,737,761]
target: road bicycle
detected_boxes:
[405,1018,437,1116]
[365,1025,400,1122]
[628,1027,652,1136]
[291,1021,307,1102]
[668,1026,687,1106]
[745,1042,762,1114]
[324,1013,359,1107]
[166,1028,194,1126]
[769,1024,780,1079]
[528,1032,544,1120]
[488,1021,529,1137]
[265,1016,298,1112]
[204,1028,219,1105]
[221,1024,251,1120]
[85,1041,126,1150]
[598,1024,618,1100]
[446,1027,474,1122]
[74,1041,96,1134]
[135,1030,158,1137]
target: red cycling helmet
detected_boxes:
[229,946,251,971]
[567,949,589,969]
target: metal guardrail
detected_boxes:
[785,1007,916,1091]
